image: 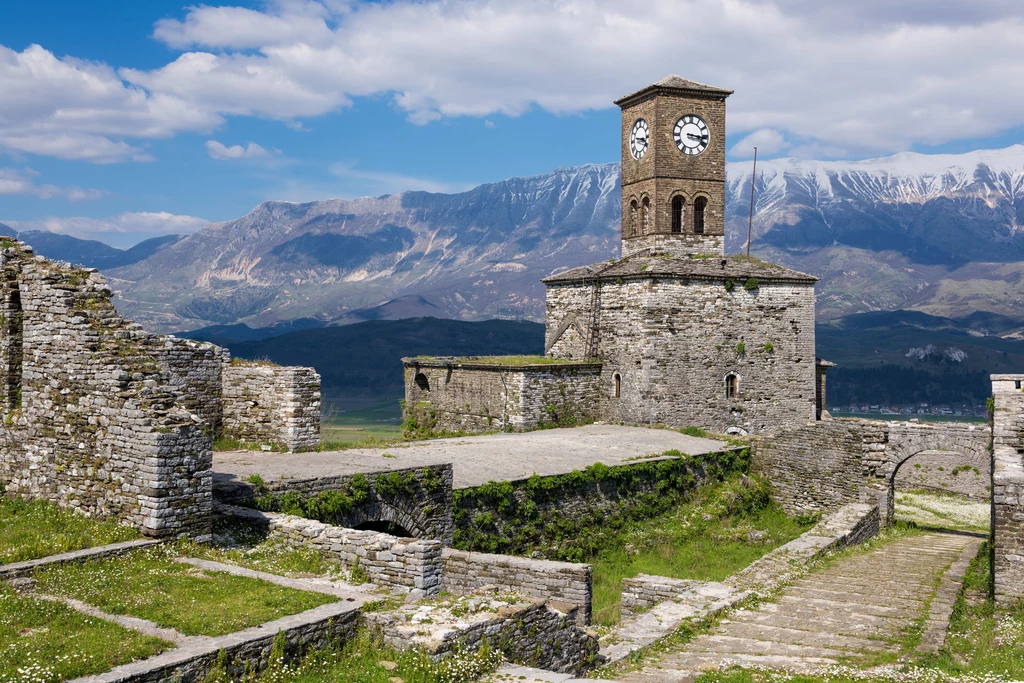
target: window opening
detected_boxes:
[694,196,707,234]
[671,195,684,233]
[725,373,738,399]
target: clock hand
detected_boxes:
[687,133,707,141]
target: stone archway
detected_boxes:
[874,424,990,525]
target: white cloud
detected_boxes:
[0,167,104,200]
[6,1,1024,162]
[5,211,208,246]
[729,129,787,158]
[206,140,271,160]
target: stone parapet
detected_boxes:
[221,504,443,595]
[221,363,321,451]
[442,548,593,625]
[992,374,1024,605]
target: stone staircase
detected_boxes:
[615,531,981,682]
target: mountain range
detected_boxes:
[7,144,1024,335]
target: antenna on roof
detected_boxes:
[747,146,758,257]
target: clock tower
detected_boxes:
[616,75,733,258]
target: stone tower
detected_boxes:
[616,75,732,258]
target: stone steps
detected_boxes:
[613,531,975,682]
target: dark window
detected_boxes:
[414,372,430,391]
[725,373,738,399]
[641,197,650,235]
[614,373,621,398]
[671,195,684,233]
[693,196,707,234]
[629,200,638,237]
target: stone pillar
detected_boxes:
[991,374,1024,605]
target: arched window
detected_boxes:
[671,195,685,233]
[725,373,738,399]
[414,372,430,391]
[613,372,621,398]
[693,196,707,234]
[641,197,650,235]
[629,200,638,237]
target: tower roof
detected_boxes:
[615,75,734,108]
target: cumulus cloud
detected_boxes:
[0,167,103,200]
[5,1,1024,162]
[729,129,788,158]
[205,140,271,160]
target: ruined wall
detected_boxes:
[753,418,990,520]
[403,360,601,434]
[214,463,454,544]
[224,504,443,596]
[221,363,321,451]
[154,337,230,433]
[545,277,817,435]
[442,548,593,625]
[991,374,1024,605]
[0,240,212,539]
[893,450,990,499]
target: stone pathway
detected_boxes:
[616,531,980,681]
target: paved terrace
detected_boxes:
[213,424,729,490]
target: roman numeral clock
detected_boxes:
[615,75,732,258]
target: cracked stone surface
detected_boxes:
[615,531,977,682]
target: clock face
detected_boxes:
[629,119,649,160]
[674,115,710,155]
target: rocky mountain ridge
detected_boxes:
[92,144,1024,332]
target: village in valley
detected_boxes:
[0,68,1022,683]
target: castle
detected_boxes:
[405,76,828,435]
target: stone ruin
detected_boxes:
[0,237,321,540]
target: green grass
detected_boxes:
[0,584,169,682]
[243,628,502,683]
[589,477,814,626]
[179,518,347,579]
[34,546,337,637]
[0,497,140,565]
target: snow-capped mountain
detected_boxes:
[109,145,1024,332]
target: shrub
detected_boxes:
[743,277,759,291]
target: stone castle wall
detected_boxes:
[222,363,321,451]
[214,463,454,543]
[154,337,231,433]
[442,548,593,625]
[545,277,817,435]
[223,504,443,595]
[752,418,990,520]
[403,360,601,434]
[991,374,1024,605]
[0,242,212,538]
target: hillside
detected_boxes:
[199,313,1021,409]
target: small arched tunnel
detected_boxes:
[353,520,413,537]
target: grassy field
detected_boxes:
[0,584,168,683]
[319,397,403,449]
[0,498,140,565]
[895,491,990,533]
[34,546,336,636]
[589,476,814,626]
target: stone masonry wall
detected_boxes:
[403,361,601,434]
[221,363,321,451]
[753,418,990,521]
[991,374,1024,605]
[370,599,600,675]
[442,548,593,625]
[153,337,230,434]
[546,277,816,435]
[223,504,443,596]
[0,240,212,539]
[893,450,990,499]
[215,463,454,544]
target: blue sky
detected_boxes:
[3,0,1024,247]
